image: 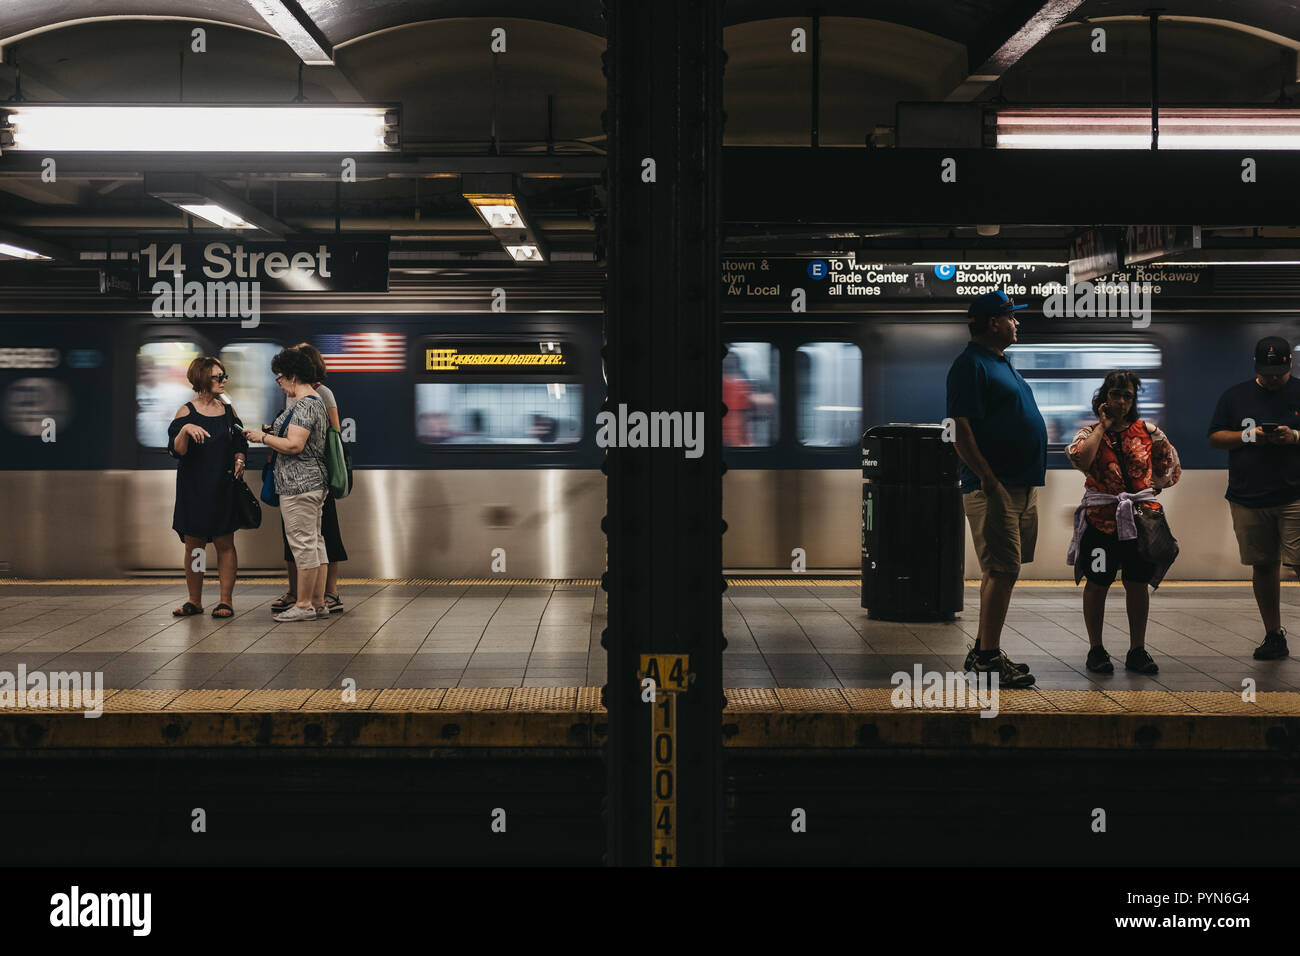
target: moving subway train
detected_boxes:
[0,299,1295,579]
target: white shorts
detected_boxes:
[281,488,328,570]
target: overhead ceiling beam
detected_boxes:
[244,0,334,65]
[946,0,1086,101]
[724,146,1300,227]
[0,177,85,205]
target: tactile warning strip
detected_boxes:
[104,690,184,712]
[8,686,1292,717]
[5,687,1297,752]
[166,689,251,712]
[370,689,447,710]
[229,689,315,711]
[301,689,382,711]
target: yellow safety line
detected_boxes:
[2,687,1296,717]
[4,687,1296,751]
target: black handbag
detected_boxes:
[1112,429,1179,565]
[224,404,261,529]
[232,474,262,529]
[1133,505,1178,565]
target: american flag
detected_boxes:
[315,333,405,372]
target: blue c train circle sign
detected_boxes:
[933,264,956,280]
[807,259,829,280]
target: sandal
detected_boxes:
[212,603,234,618]
[271,592,297,613]
[173,601,203,617]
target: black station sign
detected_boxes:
[138,239,389,293]
[721,256,1226,311]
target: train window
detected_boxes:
[1006,342,1162,371]
[1007,342,1164,445]
[136,341,200,447]
[724,342,779,447]
[414,383,583,445]
[796,342,862,447]
[3,377,74,437]
[219,342,282,431]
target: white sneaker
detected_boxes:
[275,605,319,623]
[315,605,329,619]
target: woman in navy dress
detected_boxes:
[167,356,248,618]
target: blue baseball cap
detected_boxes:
[968,289,1028,322]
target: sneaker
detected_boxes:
[315,605,329,619]
[324,593,344,614]
[964,642,1030,675]
[1086,645,1114,674]
[1254,628,1289,661]
[972,649,1036,688]
[271,592,297,613]
[274,605,319,623]
[1125,646,1159,674]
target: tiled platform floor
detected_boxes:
[0,580,1298,692]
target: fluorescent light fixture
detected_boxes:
[506,244,544,262]
[177,204,257,230]
[462,174,547,264]
[2,105,399,152]
[0,242,51,260]
[145,172,289,236]
[245,0,334,65]
[468,200,525,230]
[0,227,69,262]
[996,108,1300,150]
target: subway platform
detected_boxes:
[0,577,1298,693]
[3,577,1299,866]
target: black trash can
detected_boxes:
[860,423,964,621]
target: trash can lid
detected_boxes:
[863,423,947,440]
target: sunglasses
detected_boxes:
[211,373,229,384]
[1107,389,1135,400]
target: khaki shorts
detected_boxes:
[1229,499,1300,567]
[282,488,328,571]
[964,485,1038,576]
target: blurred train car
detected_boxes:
[721,308,1300,580]
[0,293,1297,579]
[0,307,605,578]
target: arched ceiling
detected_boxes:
[4,1,1299,59]
[0,1,1296,272]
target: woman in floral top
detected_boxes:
[1065,370,1181,676]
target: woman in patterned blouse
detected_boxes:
[1065,370,1181,676]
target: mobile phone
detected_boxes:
[1261,423,1281,432]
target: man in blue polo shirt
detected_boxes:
[1208,336,1300,661]
[946,290,1048,688]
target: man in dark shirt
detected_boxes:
[1208,336,1300,660]
[946,290,1049,688]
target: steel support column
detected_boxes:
[601,0,725,867]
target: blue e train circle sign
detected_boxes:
[807,259,829,280]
